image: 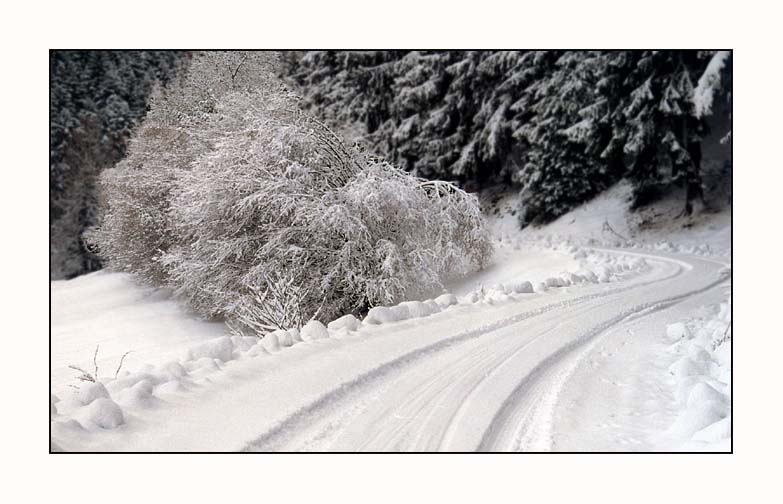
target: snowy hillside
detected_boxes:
[488,181,730,252]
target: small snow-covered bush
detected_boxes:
[91,51,492,336]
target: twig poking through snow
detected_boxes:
[602,219,628,242]
[114,351,133,379]
[67,365,96,383]
[93,344,99,379]
[713,323,732,351]
[68,345,134,385]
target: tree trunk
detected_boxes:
[683,138,704,216]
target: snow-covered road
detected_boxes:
[245,249,729,452]
[52,247,730,452]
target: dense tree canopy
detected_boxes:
[284,50,732,225]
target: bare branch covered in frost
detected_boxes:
[91,51,493,336]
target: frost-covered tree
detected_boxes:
[589,51,641,183]
[164,87,491,332]
[50,50,183,278]
[92,51,492,334]
[88,52,280,285]
[369,51,457,178]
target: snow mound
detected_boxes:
[301,320,329,341]
[545,277,564,288]
[116,379,158,409]
[686,382,727,409]
[435,293,458,308]
[76,382,111,406]
[398,301,436,318]
[666,399,727,440]
[365,306,402,325]
[275,329,295,347]
[231,336,259,354]
[663,298,731,449]
[507,281,534,294]
[576,269,597,283]
[185,336,234,363]
[189,357,221,373]
[669,357,706,378]
[666,322,690,341]
[692,417,731,444]
[328,314,361,332]
[154,379,187,395]
[74,397,125,430]
[364,294,455,325]
[261,332,282,352]
[288,329,303,344]
[247,345,270,358]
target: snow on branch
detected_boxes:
[92,51,493,337]
[693,51,731,118]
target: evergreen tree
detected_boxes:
[513,51,623,224]
[694,51,732,145]
[283,50,731,226]
[621,50,708,213]
[285,50,532,186]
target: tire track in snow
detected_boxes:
[243,251,685,451]
[244,297,592,451]
[352,299,614,452]
[355,250,724,451]
[476,272,730,452]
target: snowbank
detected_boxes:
[51,271,489,436]
[327,314,361,332]
[664,297,732,450]
[354,244,647,331]
[451,238,652,307]
[301,321,329,341]
[53,381,126,431]
[364,294,453,325]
